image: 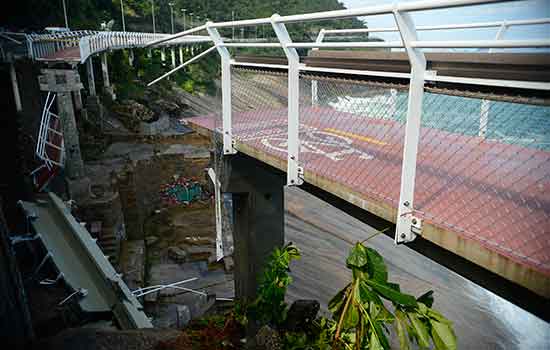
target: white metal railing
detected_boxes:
[146,0,550,245]
[25,30,211,63]
[79,31,210,63]
[36,92,65,168]
[27,30,97,61]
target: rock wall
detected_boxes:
[0,202,34,347]
[115,147,210,240]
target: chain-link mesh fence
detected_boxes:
[228,68,550,274]
[230,67,290,157]
[299,74,550,275]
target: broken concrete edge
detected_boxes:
[28,192,153,329]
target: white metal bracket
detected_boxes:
[208,168,224,261]
[271,15,303,186]
[206,23,237,155]
[393,9,426,243]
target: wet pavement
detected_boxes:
[284,187,550,350]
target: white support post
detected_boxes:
[271,15,303,186]
[101,52,110,88]
[179,46,184,64]
[206,23,237,155]
[208,168,224,261]
[311,29,325,107]
[9,63,22,112]
[394,10,426,243]
[86,57,96,97]
[479,22,508,138]
[128,49,134,66]
[161,48,166,63]
[171,48,176,68]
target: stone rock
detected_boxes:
[67,176,92,204]
[176,305,191,328]
[254,325,282,350]
[184,245,213,262]
[284,299,320,332]
[112,99,154,132]
[145,235,159,246]
[168,246,188,263]
[223,256,234,272]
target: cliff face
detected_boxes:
[0,202,34,348]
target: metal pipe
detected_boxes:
[411,39,550,48]
[288,41,403,48]
[322,17,550,34]
[220,42,282,48]
[147,45,217,86]
[120,0,126,32]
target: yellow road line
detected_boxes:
[323,128,388,146]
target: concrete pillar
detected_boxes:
[147,49,152,58]
[221,153,286,302]
[101,53,116,100]
[101,53,110,88]
[86,58,96,97]
[38,69,90,202]
[128,49,134,67]
[171,48,176,68]
[56,91,85,180]
[9,63,22,112]
[179,47,184,64]
[73,90,83,111]
[161,48,166,63]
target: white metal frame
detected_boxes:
[36,92,65,168]
[145,0,550,244]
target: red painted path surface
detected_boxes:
[43,47,81,62]
[187,107,550,277]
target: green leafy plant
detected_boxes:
[327,241,457,350]
[247,242,301,326]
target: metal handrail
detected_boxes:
[146,0,550,246]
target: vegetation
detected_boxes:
[236,241,457,350]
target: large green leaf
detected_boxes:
[365,280,417,307]
[366,247,388,283]
[431,320,457,350]
[346,243,369,269]
[328,284,349,316]
[358,281,384,306]
[373,321,391,350]
[408,313,431,348]
[427,308,453,326]
[395,310,411,350]
[343,303,360,328]
[369,329,384,350]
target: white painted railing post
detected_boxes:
[394,9,425,243]
[311,29,325,107]
[206,22,237,155]
[271,15,303,186]
[479,22,508,138]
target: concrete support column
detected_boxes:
[128,49,135,67]
[39,69,90,202]
[101,53,110,88]
[73,90,83,111]
[179,47,184,64]
[101,53,116,100]
[222,153,285,302]
[161,48,166,63]
[9,63,22,112]
[56,92,85,180]
[86,57,96,97]
[171,48,176,68]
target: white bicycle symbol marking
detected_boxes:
[261,130,374,161]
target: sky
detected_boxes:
[340,0,550,43]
